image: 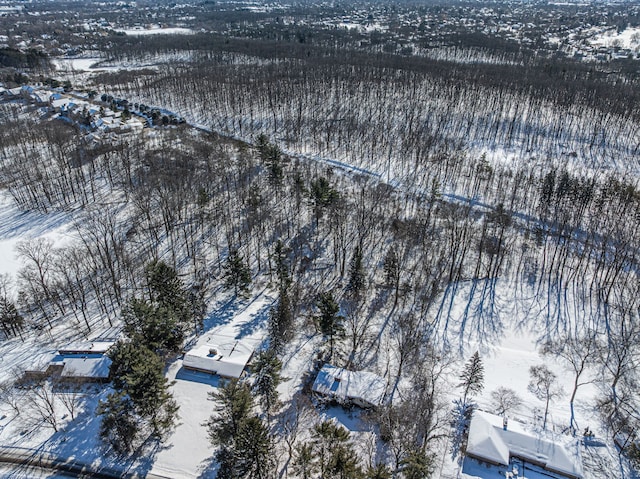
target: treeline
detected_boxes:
[101,34,640,117]
[0,48,50,69]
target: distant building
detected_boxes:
[465,410,583,479]
[312,364,387,408]
[183,335,257,379]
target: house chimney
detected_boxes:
[209,348,218,356]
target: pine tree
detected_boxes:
[99,342,178,449]
[346,245,365,298]
[207,379,274,479]
[273,240,291,290]
[0,298,24,340]
[252,349,284,421]
[268,286,293,352]
[292,443,317,479]
[122,298,185,354]
[145,260,189,317]
[365,463,392,479]
[235,416,274,479]
[224,250,252,297]
[458,351,484,402]
[314,292,344,361]
[97,391,139,454]
[312,421,361,479]
[400,449,435,479]
[206,379,254,447]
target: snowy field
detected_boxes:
[589,26,640,50]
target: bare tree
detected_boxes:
[541,331,597,434]
[25,380,59,432]
[528,365,563,430]
[0,381,23,416]
[490,387,523,417]
[53,377,85,421]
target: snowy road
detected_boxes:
[0,446,171,479]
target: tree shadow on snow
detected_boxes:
[197,454,219,479]
[175,367,222,387]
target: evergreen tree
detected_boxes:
[268,286,293,352]
[292,443,317,479]
[365,463,392,479]
[145,260,189,317]
[273,240,291,290]
[383,246,401,305]
[0,297,24,340]
[122,298,185,354]
[207,379,273,479]
[458,351,484,402]
[311,421,361,479]
[252,349,284,421]
[234,416,274,479]
[310,176,339,224]
[346,245,365,298]
[224,250,252,297]
[97,391,139,454]
[99,341,178,450]
[206,379,254,447]
[314,292,344,361]
[400,449,435,479]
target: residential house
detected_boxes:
[312,364,387,408]
[465,410,583,479]
[182,335,258,379]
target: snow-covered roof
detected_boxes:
[466,410,583,479]
[312,364,387,408]
[60,356,112,379]
[58,341,115,355]
[183,335,256,379]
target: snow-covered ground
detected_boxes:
[0,192,75,293]
[589,26,640,51]
[114,27,195,36]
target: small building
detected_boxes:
[183,335,257,379]
[312,364,387,408]
[58,341,115,356]
[59,356,112,382]
[465,410,583,479]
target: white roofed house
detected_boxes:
[54,340,115,383]
[182,335,258,379]
[464,410,583,479]
[312,364,387,408]
[58,356,113,382]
